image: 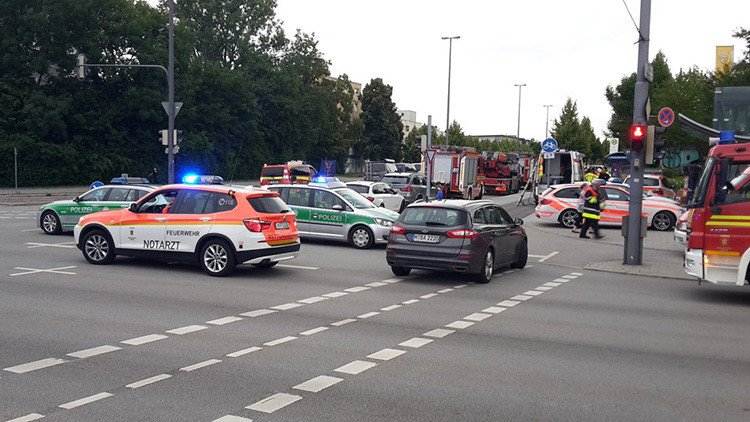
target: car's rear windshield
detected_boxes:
[348,184,369,194]
[643,177,659,186]
[399,207,467,227]
[247,195,291,214]
[261,167,284,177]
[382,176,409,185]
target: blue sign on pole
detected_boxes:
[542,138,558,153]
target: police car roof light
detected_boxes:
[110,177,150,185]
[718,130,735,144]
[182,174,224,185]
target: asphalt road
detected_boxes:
[0,195,748,422]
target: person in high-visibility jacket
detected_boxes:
[579,179,604,239]
[584,167,597,182]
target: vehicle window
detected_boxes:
[400,207,467,227]
[290,166,311,177]
[604,188,628,201]
[485,207,510,225]
[720,163,750,205]
[312,190,346,209]
[385,163,397,173]
[106,187,130,202]
[555,188,579,199]
[261,167,284,177]
[494,207,513,225]
[125,189,145,202]
[171,190,212,214]
[348,184,369,194]
[643,177,659,187]
[248,195,291,213]
[203,192,237,213]
[372,184,387,194]
[472,207,487,224]
[382,176,409,185]
[372,163,385,172]
[138,190,179,214]
[286,187,311,207]
[333,188,375,209]
[80,187,111,202]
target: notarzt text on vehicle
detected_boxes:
[143,240,181,250]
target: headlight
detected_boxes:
[375,218,393,227]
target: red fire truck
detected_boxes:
[481,152,520,194]
[429,146,485,199]
[684,138,750,287]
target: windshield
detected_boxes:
[333,187,375,209]
[399,207,467,227]
[261,167,284,177]
[689,157,716,208]
[382,175,409,185]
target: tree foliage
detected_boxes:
[549,98,606,163]
[359,78,403,161]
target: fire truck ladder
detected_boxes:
[516,153,541,206]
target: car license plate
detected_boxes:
[411,234,439,243]
[275,222,289,230]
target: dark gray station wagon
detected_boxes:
[386,200,527,283]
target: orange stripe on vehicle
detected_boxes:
[705,250,741,256]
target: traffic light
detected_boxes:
[630,124,647,151]
[159,129,168,146]
[76,53,86,80]
[646,125,666,165]
[175,130,183,144]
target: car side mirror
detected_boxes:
[128,203,138,213]
[514,217,524,226]
[73,196,81,203]
[332,204,344,211]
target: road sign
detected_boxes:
[541,138,558,154]
[425,149,436,162]
[658,107,674,127]
[608,138,619,154]
[161,102,183,118]
[543,152,555,159]
[644,62,654,82]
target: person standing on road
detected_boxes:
[572,182,589,234]
[580,179,604,239]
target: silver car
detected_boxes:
[346,181,406,212]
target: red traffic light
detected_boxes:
[630,124,646,141]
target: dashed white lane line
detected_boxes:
[126,373,172,389]
[554,278,570,283]
[544,282,562,287]
[298,296,328,304]
[402,299,419,305]
[264,336,297,346]
[365,281,388,287]
[420,293,437,299]
[343,286,370,293]
[381,278,402,283]
[562,275,578,279]
[437,288,454,293]
[276,264,320,270]
[240,309,277,318]
[212,415,253,422]
[482,306,507,314]
[6,413,45,422]
[399,337,433,348]
[357,311,380,319]
[4,358,68,374]
[246,392,302,414]
[571,272,583,276]
[453,284,468,289]
[300,326,329,336]
[271,303,303,311]
[464,312,492,322]
[206,316,245,325]
[446,320,474,329]
[367,348,407,361]
[59,392,113,409]
[166,325,208,335]
[511,294,533,301]
[67,345,121,359]
[381,304,401,311]
[535,286,554,291]
[293,375,343,393]
[121,334,168,346]
[331,318,357,326]
[523,290,544,296]
[539,251,560,262]
[423,328,455,338]
[20,228,40,232]
[322,291,348,298]
[227,347,262,358]
[180,359,222,372]
[498,300,521,307]
[334,360,378,375]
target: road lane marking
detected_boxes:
[399,337,433,348]
[121,334,168,346]
[539,251,559,262]
[365,281,388,287]
[481,306,506,314]
[402,299,419,305]
[343,286,370,293]
[271,303,303,311]
[67,345,121,359]
[535,286,554,291]
[498,300,520,307]
[544,282,562,287]
[357,311,380,319]
[334,360,377,375]
[571,272,583,276]
[381,278,402,283]
[300,327,329,336]
[276,264,319,270]
[126,374,172,389]
[423,328,454,338]
[298,296,328,304]
[166,325,208,335]
[464,313,492,322]
[381,304,401,311]
[20,228,40,232]
[212,416,253,422]
[207,316,245,325]
[240,309,277,318]
[437,288,454,293]
[322,291,348,298]
[331,318,356,326]
[446,320,474,329]
[246,393,302,413]
[511,294,533,301]
[25,242,75,249]
[420,293,437,299]
[5,358,68,374]
[180,359,222,372]
[264,336,297,346]
[293,375,343,393]
[227,347,262,358]
[9,266,77,276]
[554,278,570,283]
[6,414,45,422]
[562,275,578,279]
[367,348,407,361]
[523,290,544,296]
[453,284,468,288]
[59,392,113,409]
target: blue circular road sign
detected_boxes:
[542,138,558,153]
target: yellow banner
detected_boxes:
[716,46,734,74]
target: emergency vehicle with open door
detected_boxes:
[429,146,485,199]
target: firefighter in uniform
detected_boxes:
[580,179,604,239]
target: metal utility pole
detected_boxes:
[167,0,176,184]
[543,104,553,138]
[426,115,432,199]
[442,36,460,145]
[14,146,18,193]
[514,83,526,138]
[624,0,651,265]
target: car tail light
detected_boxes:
[366,196,375,202]
[653,189,664,196]
[243,218,271,232]
[390,225,407,235]
[446,229,478,239]
[539,197,551,205]
[400,186,413,192]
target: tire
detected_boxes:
[511,239,528,269]
[467,188,472,200]
[380,203,385,208]
[82,230,117,265]
[652,211,676,231]
[477,185,484,199]
[199,239,236,276]
[41,211,62,235]
[558,209,579,228]
[349,225,375,249]
[474,248,494,283]
[252,261,278,269]
[391,266,411,276]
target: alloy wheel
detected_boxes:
[42,214,58,233]
[653,212,673,231]
[484,250,494,280]
[560,210,578,228]
[204,244,228,273]
[85,234,109,262]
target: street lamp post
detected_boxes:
[543,104,553,138]
[166,0,176,184]
[442,35,460,145]
[514,83,526,138]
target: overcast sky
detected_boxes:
[273,0,749,141]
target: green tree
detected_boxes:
[359,78,403,160]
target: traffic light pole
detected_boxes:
[624,0,651,265]
[167,0,176,184]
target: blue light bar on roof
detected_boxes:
[182,175,224,185]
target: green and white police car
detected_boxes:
[266,177,399,249]
[37,182,155,235]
